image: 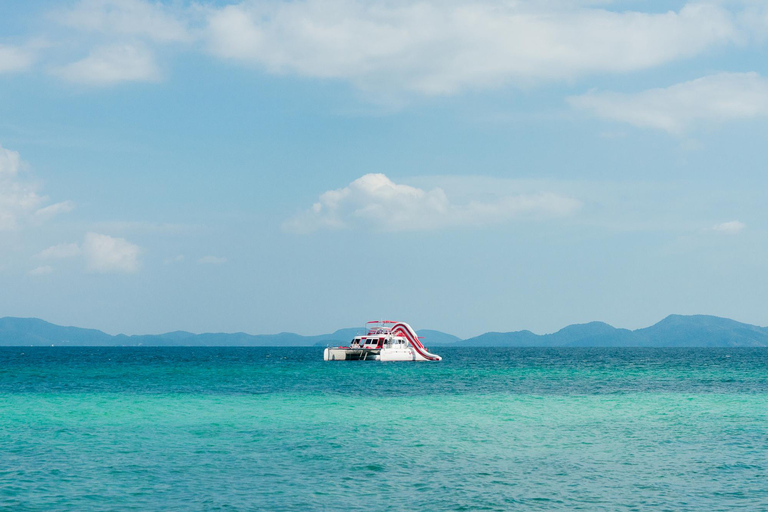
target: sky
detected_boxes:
[1,0,768,338]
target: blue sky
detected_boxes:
[1,0,768,338]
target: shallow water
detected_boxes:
[1,347,767,510]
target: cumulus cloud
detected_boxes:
[28,265,54,276]
[82,232,141,273]
[37,243,82,259]
[36,235,142,273]
[0,144,21,176]
[34,201,77,223]
[0,44,34,74]
[55,44,161,85]
[205,0,736,95]
[40,0,768,98]
[58,0,192,43]
[198,255,227,264]
[569,72,768,134]
[0,143,74,231]
[711,220,746,234]
[283,173,581,233]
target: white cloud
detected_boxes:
[0,143,74,231]
[711,220,746,234]
[0,45,34,74]
[737,1,768,39]
[284,173,581,233]
[28,265,54,276]
[569,72,768,134]
[205,0,736,95]
[37,235,142,273]
[34,200,77,223]
[82,232,141,273]
[37,243,82,259]
[58,0,192,43]
[55,44,161,85]
[198,255,227,264]
[0,144,22,177]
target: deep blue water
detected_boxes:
[1,347,767,510]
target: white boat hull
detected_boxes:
[324,348,380,361]
[323,345,438,362]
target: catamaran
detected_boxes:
[323,321,442,361]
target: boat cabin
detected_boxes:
[349,334,408,349]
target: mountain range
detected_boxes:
[0,315,767,347]
[0,317,462,347]
[460,315,768,347]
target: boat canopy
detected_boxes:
[366,320,396,335]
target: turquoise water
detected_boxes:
[1,347,767,510]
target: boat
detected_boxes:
[323,321,442,361]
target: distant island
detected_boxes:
[0,315,767,347]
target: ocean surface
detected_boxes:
[1,347,767,511]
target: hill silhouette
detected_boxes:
[460,315,768,347]
[0,315,766,347]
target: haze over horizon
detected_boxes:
[2,0,768,339]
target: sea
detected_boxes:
[1,347,767,511]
